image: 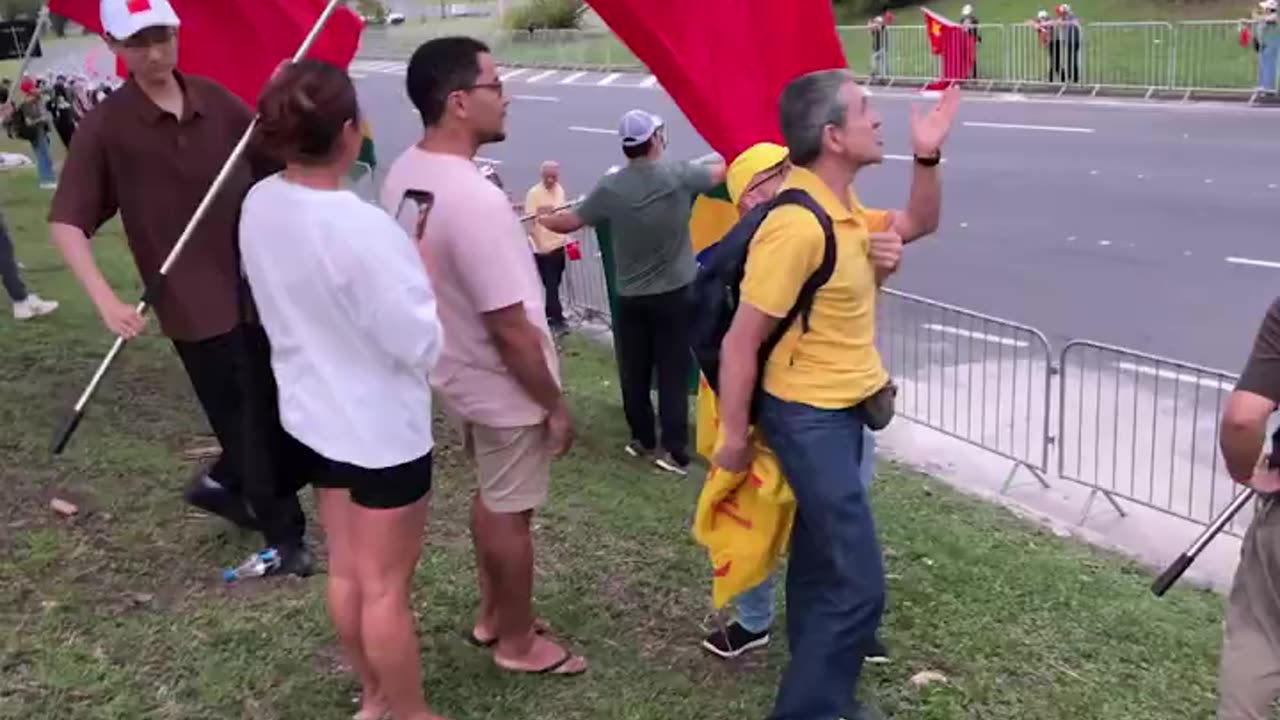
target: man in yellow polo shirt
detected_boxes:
[525,160,570,334]
[715,72,958,720]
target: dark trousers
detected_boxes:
[0,213,28,303]
[173,324,306,549]
[759,394,885,720]
[536,248,566,328]
[614,285,692,461]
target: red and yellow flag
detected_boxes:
[922,8,977,84]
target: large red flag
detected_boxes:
[922,8,976,85]
[585,0,846,161]
[47,0,363,106]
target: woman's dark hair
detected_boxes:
[256,59,359,165]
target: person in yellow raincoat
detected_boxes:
[691,143,886,661]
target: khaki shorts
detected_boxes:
[458,420,551,514]
[1218,496,1280,719]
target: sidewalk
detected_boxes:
[878,417,1241,592]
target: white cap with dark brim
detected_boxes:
[618,109,664,148]
[100,0,181,41]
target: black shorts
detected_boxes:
[291,436,433,510]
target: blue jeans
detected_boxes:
[733,429,877,634]
[759,395,885,720]
[1261,42,1280,92]
[29,133,55,186]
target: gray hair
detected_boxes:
[779,69,857,167]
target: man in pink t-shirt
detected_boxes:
[381,36,587,677]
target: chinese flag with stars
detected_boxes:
[585,0,846,161]
[47,0,363,106]
[923,8,977,85]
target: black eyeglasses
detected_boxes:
[461,80,505,96]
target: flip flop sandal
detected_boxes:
[464,620,552,648]
[497,648,587,677]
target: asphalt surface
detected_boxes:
[352,59,1280,374]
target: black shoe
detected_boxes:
[654,451,690,477]
[700,622,770,659]
[184,475,259,531]
[865,636,890,665]
[269,543,316,578]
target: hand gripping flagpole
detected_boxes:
[4,5,51,111]
[1151,489,1255,597]
[52,0,347,455]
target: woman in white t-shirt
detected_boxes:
[239,60,447,720]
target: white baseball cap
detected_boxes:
[100,0,181,41]
[962,4,974,15]
[618,109,664,148]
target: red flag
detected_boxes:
[585,0,846,160]
[1240,25,1253,49]
[921,8,976,82]
[47,0,363,106]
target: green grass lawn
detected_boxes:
[0,151,1231,719]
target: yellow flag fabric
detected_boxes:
[692,438,796,609]
[688,179,797,609]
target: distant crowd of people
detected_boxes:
[1,71,121,188]
[866,3,1085,84]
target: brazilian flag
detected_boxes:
[348,118,377,190]
[689,182,738,257]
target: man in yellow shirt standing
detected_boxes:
[525,161,569,335]
[715,73,958,720]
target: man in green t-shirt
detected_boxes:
[541,109,725,475]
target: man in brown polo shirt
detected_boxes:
[48,0,310,576]
[1219,297,1280,718]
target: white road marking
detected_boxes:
[349,72,367,79]
[1270,183,1278,189]
[599,73,622,86]
[963,120,1095,134]
[1227,256,1280,270]
[526,69,557,83]
[1204,178,1214,184]
[1098,240,1112,246]
[693,152,722,164]
[476,157,504,165]
[569,126,616,135]
[922,324,1028,348]
[639,75,658,88]
[512,94,560,102]
[499,68,529,81]
[560,71,587,84]
[1089,170,1099,175]
[1116,362,1233,391]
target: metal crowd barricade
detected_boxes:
[876,289,1054,488]
[1057,341,1251,534]
[559,227,612,325]
[1078,22,1175,94]
[1174,20,1261,96]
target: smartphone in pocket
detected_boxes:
[395,189,435,243]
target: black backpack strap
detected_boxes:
[757,188,837,366]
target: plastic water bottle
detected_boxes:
[222,548,281,583]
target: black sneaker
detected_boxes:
[865,636,890,665]
[624,440,652,459]
[700,622,770,659]
[270,543,316,579]
[653,452,690,477]
[184,475,259,531]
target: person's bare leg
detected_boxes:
[476,502,587,674]
[316,489,385,718]
[351,494,446,720]
[470,490,499,641]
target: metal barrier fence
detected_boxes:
[876,289,1053,489]
[1056,341,1251,533]
[357,21,1270,97]
[555,243,1252,534]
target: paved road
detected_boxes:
[353,59,1280,374]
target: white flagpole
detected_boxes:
[53,0,348,455]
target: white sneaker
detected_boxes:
[13,294,58,320]
[39,182,57,190]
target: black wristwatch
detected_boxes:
[914,151,942,167]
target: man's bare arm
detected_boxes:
[50,222,115,307]
[540,210,586,235]
[717,304,782,448]
[890,163,941,244]
[483,303,563,412]
[1221,391,1276,483]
